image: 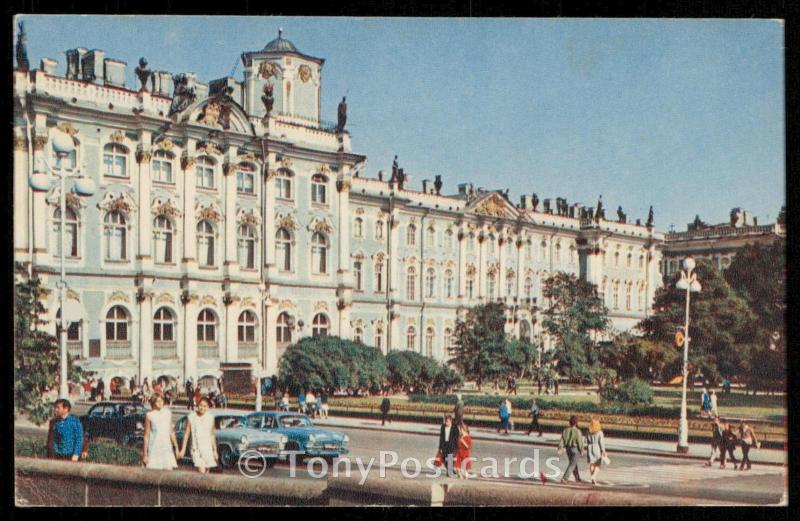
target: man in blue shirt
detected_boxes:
[47,399,84,461]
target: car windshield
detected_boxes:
[279,416,313,428]
[119,404,145,416]
[216,416,246,430]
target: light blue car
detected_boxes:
[246,412,349,461]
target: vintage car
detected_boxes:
[245,412,349,461]
[79,401,148,446]
[174,409,288,468]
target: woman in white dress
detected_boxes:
[178,397,218,473]
[142,393,179,470]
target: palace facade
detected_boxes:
[13,31,664,388]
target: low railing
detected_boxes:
[67,342,82,358]
[197,343,219,359]
[105,342,131,359]
[153,342,178,359]
[238,343,258,359]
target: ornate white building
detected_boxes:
[13,31,664,388]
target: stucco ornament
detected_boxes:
[314,301,329,313]
[195,201,223,224]
[109,290,130,303]
[195,140,223,156]
[258,60,281,80]
[155,138,176,151]
[474,195,506,217]
[275,212,299,231]
[109,130,127,144]
[198,102,222,127]
[152,196,183,218]
[307,216,334,235]
[298,64,312,83]
[98,191,137,215]
[237,208,262,227]
[56,122,79,136]
[47,185,85,210]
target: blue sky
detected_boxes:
[16,16,785,230]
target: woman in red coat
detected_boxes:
[454,423,473,479]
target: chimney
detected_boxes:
[520,195,531,209]
[458,183,472,195]
[65,47,87,80]
[103,58,127,88]
[377,170,384,181]
[40,57,58,76]
[422,179,433,194]
[543,198,552,214]
[81,49,105,83]
[153,71,172,96]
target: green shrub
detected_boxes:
[16,438,48,457]
[600,378,654,406]
[14,438,141,466]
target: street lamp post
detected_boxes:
[675,257,701,453]
[29,129,95,399]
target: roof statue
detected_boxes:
[617,206,627,223]
[531,193,539,212]
[16,21,29,71]
[646,206,654,228]
[169,73,197,117]
[262,82,275,116]
[134,57,153,93]
[595,195,604,222]
[433,175,443,195]
[336,96,347,133]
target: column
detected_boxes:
[336,173,352,279]
[136,142,153,268]
[389,213,400,298]
[515,237,524,300]
[31,131,48,260]
[457,226,467,298]
[181,140,197,267]
[389,314,400,351]
[138,292,153,381]
[338,303,352,340]
[183,295,198,383]
[264,301,278,374]
[223,159,238,275]
[225,300,238,363]
[477,229,487,299]
[14,133,29,256]
[264,152,277,270]
[497,235,506,299]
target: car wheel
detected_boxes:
[265,458,277,468]
[219,445,233,469]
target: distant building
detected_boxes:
[661,207,785,281]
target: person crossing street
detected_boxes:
[557,415,585,483]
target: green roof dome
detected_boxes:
[264,28,298,53]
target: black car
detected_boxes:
[80,401,148,446]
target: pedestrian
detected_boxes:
[720,423,739,469]
[90,378,98,401]
[710,390,719,417]
[306,390,317,417]
[440,415,459,477]
[585,419,608,485]
[153,379,163,397]
[705,416,725,467]
[178,397,218,473]
[46,399,84,462]
[185,378,194,410]
[527,400,543,437]
[454,422,473,479]
[96,378,105,401]
[143,393,179,470]
[109,378,117,396]
[498,400,510,435]
[434,416,451,473]
[193,385,202,408]
[81,378,90,400]
[453,393,465,425]
[298,389,307,414]
[505,398,514,431]
[280,392,291,412]
[536,376,542,396]
[320,391,329,419]
[701,387,712,418]
[142,377,151,400]
[554,377,560,396]
[738,420,760,471]
[380,396,392,426]
[557,415,585,483]
[722,378,731,395]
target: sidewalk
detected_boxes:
[312,415,787,466]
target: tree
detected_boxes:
[385,350,452,394]
[449,302,509,390]
[603,331,679,382]
[541,272,612,389]
[278,336,386,395]
[638,259,756,384]
[14,264,84,425]
[724,242,786,393]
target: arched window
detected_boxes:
[53,207,79,258]
[153,307,174,341]
[426,226,435,246]
[276,312,293,344]
[406,266,416,300]
[524,277,533,299]
[406,326,416,351]
[627,253,633,268]
[103,143,128,177]
[444,229,453,250]
[425,268,436,298]
[237,164,256,194]
[375,220,384,240]
[312,313,329,337]
[625,283,632,311]
[614,252,620,268]
[153,215,173,264]
[237,224,256,269]
[639,254,645,269]
[197,309,217,342]
[354,260,363,291]
[197,220,215,267]
[555,243,561,263]
[354,217,363,238]
[151,150,174,183]
[311,232,328,274]
[238,310,257,343]
[520,320,531,343]
[466,274,475,299]
[444,269,454,298]
[354,328,364,344]
[56,308,81,341]
[374,260,384,292]
[374,324,384,350]
[487,273,496,299]
[444,328,453,352]
[106,306,128,341]
[406,224,416,246]
[104,211,127,261]
[276,228,292,272]
[196,156,215,189]
[540,241,547,261]
[425,327,434,357]
[506,273,515,296]
[275,169,293,200]
[638,286,645,310]
[612,282,620,310]
[311,174,327,204]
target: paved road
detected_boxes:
[16,402,786,506]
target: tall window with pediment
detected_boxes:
[444,269,454,298]
[375,220,384,240]
[311,174,327,204]
[197,220,216,267]
[276,228,292,272]
[625,283,632,311]
[639,254,645,270]
[488,235,496,255]
[406,326,416,351]
[467,234,475,253]
[627,253,632,268]
[425,268,436,298]
[53,207,79,258]
[312,313,329,337]
[525,241,533,261]
[487,273,496,300]
[614,252,620,268]
[540,241,547,262]
[425,327,434,357]
[153,215,173,264]
[238,310,257,343]
[612,282,620,310]
[506,274,514,297]
[237,165,256,195]
[276,312,292,344]
[56,308,81,345]
[104,211,127,261]
[638,286,645,310]
[151,150,174,183]
[103,143,128,177]
[153,307,174,342]
[354,217,363,238]
[406,267,416,300]
[275,170,293,200]
[196,156,215,189]
[374,260,384,292]
[237,224,256,269]
[555,243,561,263]
[524,277,533,299]
[374,325,384,350]
[311,232,328,274]
[354,327,364,344]
[406,224,416,246]
[106,306,129,342]
[426,226,435,247]
[444,328,453,353]
[354,260,363,291]
[466,274,475,299]
[197,309,217,343]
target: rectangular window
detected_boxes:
[276,178,292,200]
[354,261,363,291]
[237,171,255,194]
[196,166,214,189]
[153,160,173,183]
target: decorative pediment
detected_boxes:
[67,289,80,302]
[506,267,516,278]
[278,299,296,311]
[405,257,418,267]
[237,152,262,164]
[307,216,334,235]
[98,191,137,215]
[195,201,223,224]
[351,318,365,328]
[444,319,455,327]
[352,250,366,260]
[371,319,385,329]
[237,207,262,228]
[277,156,293,170]
[466,264,477,276]
[152,196,183,218]
[46,186,85,210]
[156,293,176,305]
[109,130,127,144]
[317,164,332,175]
[314,301,329,313]
[57,122,79,136]
[406,317,417,326]
[426,319,436,326]
[200,295,217,306]
[240,297,256,308]
[467,192,519,219]
[275,212,299,231]
[258,60,282,80]
[154,138,177,152]
[424,258,437,267]
[195,140,223,156]
[444,260,456,269]
[372,251,386,262]
[109,290,130,304]
[354,207,365,215]
[487,263,500,276]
